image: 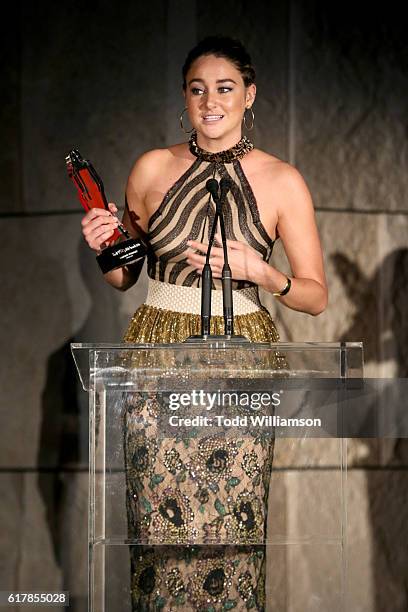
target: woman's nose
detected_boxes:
[201,91,218,109]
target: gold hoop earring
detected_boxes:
[179,107,194,134]
[243,107,255,131]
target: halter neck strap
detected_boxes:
[188,131,254,163]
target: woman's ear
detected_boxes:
[246,83,256,107]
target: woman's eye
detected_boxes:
[190,87,232,95]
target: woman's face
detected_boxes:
[184,54,256,149]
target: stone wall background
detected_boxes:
[1,0,407,610]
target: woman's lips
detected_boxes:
[203,115,224,122]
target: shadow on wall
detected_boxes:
[332,247,408,612]
[37,238,124,611]
[332,247,408,374]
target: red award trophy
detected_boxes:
[66,149,147,273]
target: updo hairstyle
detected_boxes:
[182,35,256,90]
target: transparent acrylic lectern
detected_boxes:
[72,341,363,612]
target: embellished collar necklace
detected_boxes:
[188,131,254,163]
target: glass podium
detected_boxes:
[72,341,363,612]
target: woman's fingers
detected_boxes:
[187,237,255,282]
[83,226,117,250]
[214,232,244,250]
[81,207,112,225]
[186,250,207,267]
[189,235,245,253]
[81,205,119,251]
[187,248,220,264]
[187,253,222,277]
[83,214,118,236]
[186,239,208,254]
[186,238,225,278]
[188,263,222,278]
[90,228,116,250]
[187,240,224,257]
[92,222,116,239]
[193,268,222,278]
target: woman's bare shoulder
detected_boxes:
[250,148,295,175]
[128,147,172,177]
[127,143,192,183]
[249,148,309,190]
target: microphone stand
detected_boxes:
[217,178,234,336]
[199,179,219,336]
[185,177,249,343]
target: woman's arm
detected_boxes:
[253,164,328,315]
[81,152,154,291]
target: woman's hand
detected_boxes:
[81,203,119,252]
[186,232,266,283]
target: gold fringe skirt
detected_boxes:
[124,303,280,344]
[124,279,280,344]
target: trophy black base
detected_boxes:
[96,238,147,274]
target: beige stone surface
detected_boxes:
[294,1,408,213]
[347,469,408,612]
[0,215,145,468]
[359,469,408,611]
[20,1,168,214]
[56,472,89,600]
[286,470,343,541]
[269,470,374,611]
[18,474,63,596]
[104,543,132,612]
[267,467,408,611]
[0,474,23,600]
[264,211,408,377]
[266,469,345,609]
[197,0,289,160]
[266,545,287,611]
[287,541,343,612]
[0,4,21,214]
[346,470,375,612]
[165,1,196,146]
[0,471,89,611]
[273,438,344,469]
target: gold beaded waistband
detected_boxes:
[144,278,263,316]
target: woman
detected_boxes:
[82,36,327,611]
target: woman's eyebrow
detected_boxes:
[187,78,238,85]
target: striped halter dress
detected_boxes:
[124,133,281,344]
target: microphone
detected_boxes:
[199,179,220,336]
[216,178,234,335]
[206,177,235,336]
[185,175,249,343]
[219,177,231,211]
[206,178,219,201]
[199,176,238,337]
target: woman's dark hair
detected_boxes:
[182,35,256,90]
